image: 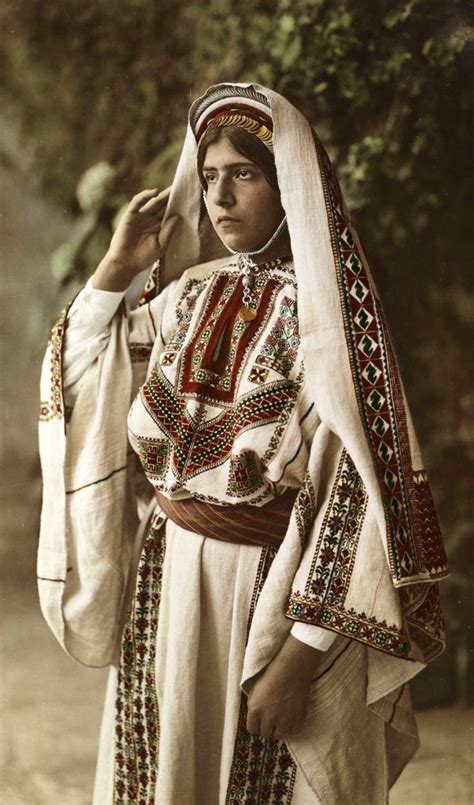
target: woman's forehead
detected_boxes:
[202,139,258,170]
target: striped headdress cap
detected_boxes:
[191,84,274,152]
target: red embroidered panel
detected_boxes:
[315,136,449,584]
[178,272,280,404]
[412,471,448,572]
[401,581,445,661]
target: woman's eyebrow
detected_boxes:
[202,161,256,172]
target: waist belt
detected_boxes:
[155,488,298,548]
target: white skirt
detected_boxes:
[93,515,319,804]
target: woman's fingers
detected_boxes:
[249,718,278,738]
[128,188,160,213]
[246,703,303,738]
[157,215,180,254]
[245,708,261,736]
[246,701,276,738]
[138,186,172,215]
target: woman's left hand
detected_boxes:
[246,634,323,738]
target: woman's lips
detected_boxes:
[217,216,241,227]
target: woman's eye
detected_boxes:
[205,173,217,183]
[237,170,252,179]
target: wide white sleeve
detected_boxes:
[290,621,338,651]
[62,278,125,406]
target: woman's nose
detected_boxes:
[213,176,234,207]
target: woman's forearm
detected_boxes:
[274,633,326,680]
[92,255,136,292]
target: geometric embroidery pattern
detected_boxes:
[400,581,445,662]
[39,305,70,423]
[412,470,447,573]
[225,546,297,804]
[114,515,165,803]
[39,400,55,422]
[137,437,170,481]
[249,365,269,385]
[259,366,305,473]
[286,450,411,659]
[137,259,161,306]
[287,590,411,658]
[315,137,449,585]
[256,296,299,378]
[178,272,279,405]
[140,370,298,483]
[304,450,366,608]
[160,278,207,367]
[161,321,188,366]
[227,452,263,498]
[176,277,208,325]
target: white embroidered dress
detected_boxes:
[63,256,338,804]
[38,81,448,805]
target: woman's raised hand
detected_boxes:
[93,187,180,291]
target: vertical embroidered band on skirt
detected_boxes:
[111,511,302,804]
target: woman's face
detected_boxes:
[202,137,285,253]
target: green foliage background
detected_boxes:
[1,0,472,703]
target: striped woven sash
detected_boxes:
[155,489,298,548]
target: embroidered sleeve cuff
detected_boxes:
[290,622,338,651]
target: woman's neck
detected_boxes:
[250,230,292,265]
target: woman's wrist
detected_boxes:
[92,254,137,292]
[280,634,324,682]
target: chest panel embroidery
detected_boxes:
[255,296,300,378]
[140,370,298,482]
[178,272,280,404]
[160,278,207,366]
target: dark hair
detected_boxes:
[196,125,279,191]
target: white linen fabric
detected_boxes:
[62,274,336,652]
[37,82,449,803]
[93,519,326,805]
[62,279,125,403]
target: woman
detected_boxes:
[38,83,449,805]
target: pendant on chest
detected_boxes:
[238,305,257,322]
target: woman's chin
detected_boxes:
[217,231,265,254]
